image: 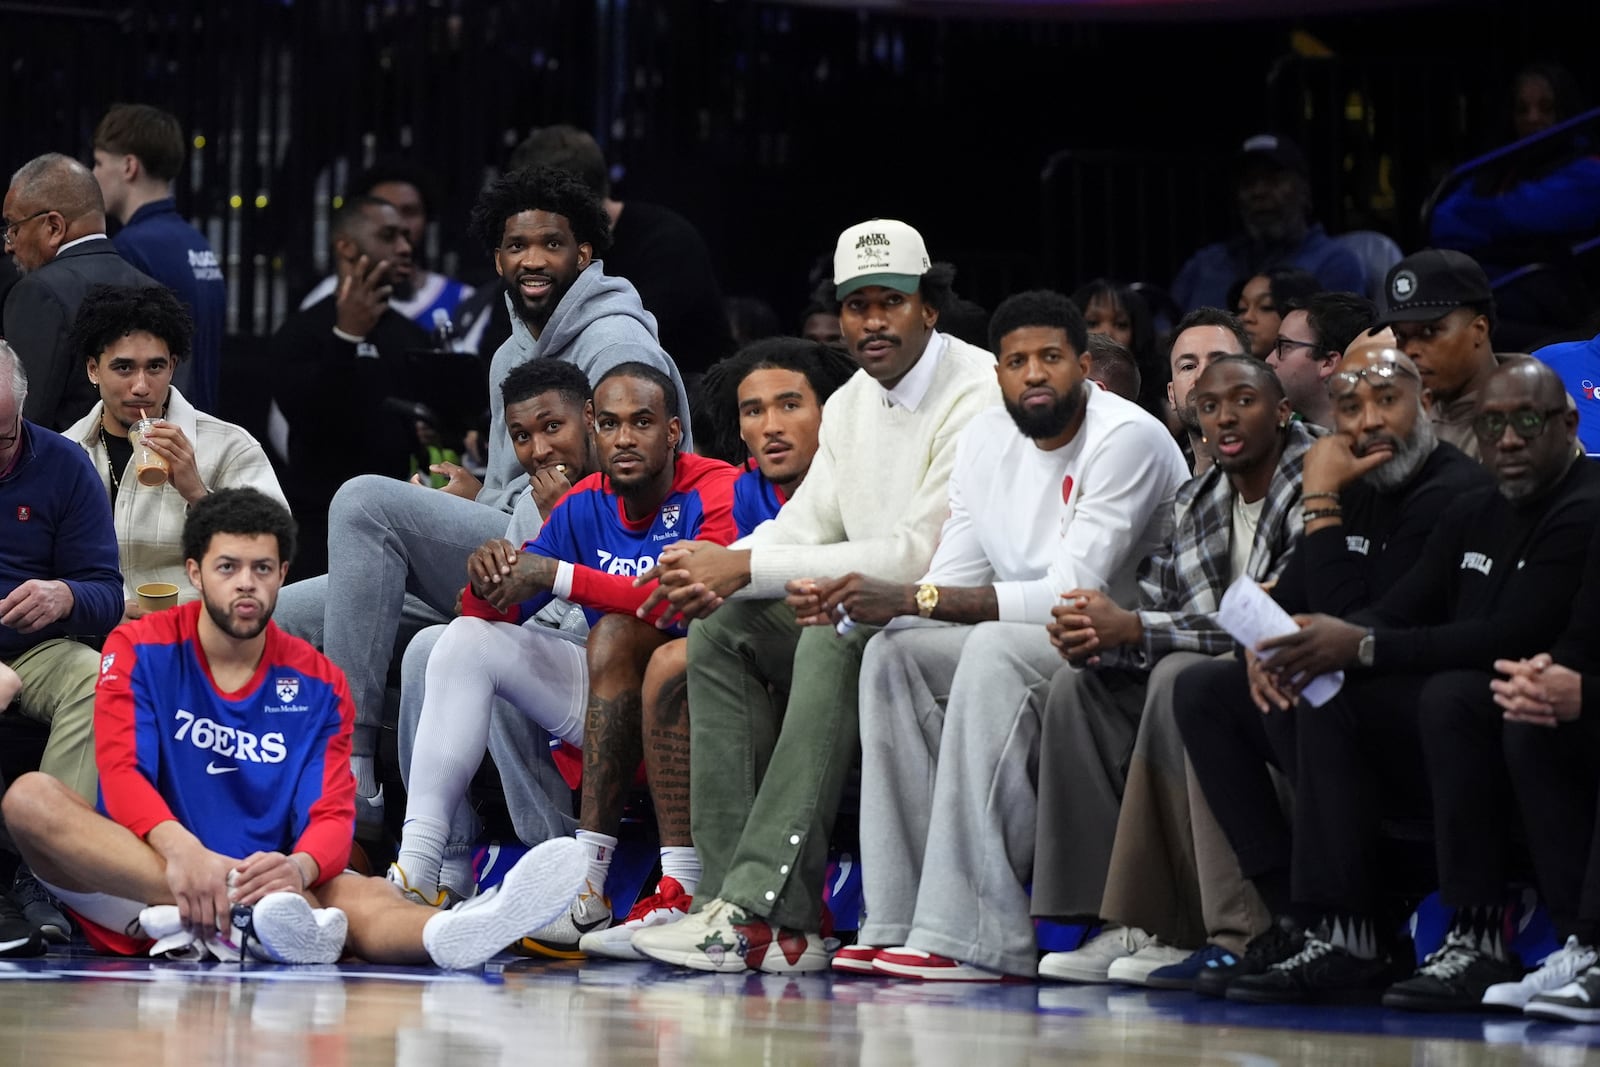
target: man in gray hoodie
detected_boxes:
[274,166,694,833]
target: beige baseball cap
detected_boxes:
[833,219,931,299]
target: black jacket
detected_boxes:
[2,239,160,430]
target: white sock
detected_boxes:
[440,848,476,901]
[659,847,701,898]
[394,817,451,899]
[351,754,378,799]
[574,830,617,891]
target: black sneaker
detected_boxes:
[1194,916,1303,998]
[1527,965,1600,1024]
[1382,930,1523,1012]
[0,892,46,958]
[1226,934,1392,1004]
[13,863,72,943]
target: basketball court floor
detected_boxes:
[2,951,1596,1065]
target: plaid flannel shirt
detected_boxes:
[1102,420,1318,671]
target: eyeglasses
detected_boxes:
[1328,360,1420,397]
[0,413,20,446]
[1,208,51,246]
[1472,406,1568,442]
[1272,336,1321,360]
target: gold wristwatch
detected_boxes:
[915,583,939,619]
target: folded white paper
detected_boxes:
[1216,577,1344,707]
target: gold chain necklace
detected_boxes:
[99,427,122,493]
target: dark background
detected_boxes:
[0,0,1593,341]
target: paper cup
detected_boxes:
[135,582,180,613]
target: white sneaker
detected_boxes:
[423,836,587,970]
[1483,936,1598,1010]
[516,880,613,960]
[1106,941,1192,986]
[1038,926,1154,983]
[138,905,242,961]
[244,892,349,964]
[387,862,451,908]
[580,876,692,961]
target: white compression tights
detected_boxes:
[398,616,588,892]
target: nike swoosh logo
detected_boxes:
[572,914,610,935]
[206,762,239,775]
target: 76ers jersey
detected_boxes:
[732,461,787,537]
[503,452,739,627]
[95,601,356,882]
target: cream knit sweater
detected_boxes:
[735,333,1000,597]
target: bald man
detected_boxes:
[4,153,159,429]
[1179,359,1600,1007]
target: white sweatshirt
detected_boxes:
[920,387,1190,624]
[735,332,1000,596]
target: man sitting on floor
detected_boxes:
[0,488,586,968]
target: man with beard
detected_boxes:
[629,219,999,974]
[1181,360,1600,1006]
[273,167,691,832]
[1171,134,1366,314]
[829,290,1187,980]
[1033,358,1315,985]
[1161,345,1489,994]
[0,488,590,966]
[270,196,429,574]
[296,161,475,341]
[1165,308,1251,472]
[393,365,736,955]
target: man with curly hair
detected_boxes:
[273,166,692,836]
[64,284,285,620]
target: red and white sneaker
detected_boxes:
[579,877,694,961]
[831,944,888,975]
[872,947,1011,982]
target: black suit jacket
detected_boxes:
[2,239,160,430]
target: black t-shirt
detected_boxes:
[103,428,134,505]
[606,201,733,376]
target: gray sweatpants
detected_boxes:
[857,621,1065,977]
[272,474,509,757]
[396,623,578,852]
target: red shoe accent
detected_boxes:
[732,911,775,969]
[623,877,693,923]
[872,947,1013,982]
[832,944,885,975]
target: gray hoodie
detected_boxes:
[479,261,695,513]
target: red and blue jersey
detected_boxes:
[732,461,787,537]
[463,452,740,630]
[94,601,355,885]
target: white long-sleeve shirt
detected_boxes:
[919,386,1189,623]
[735,332,1000,596]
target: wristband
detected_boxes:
[1302,491,1340,504]
[1303,506,1343,521]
